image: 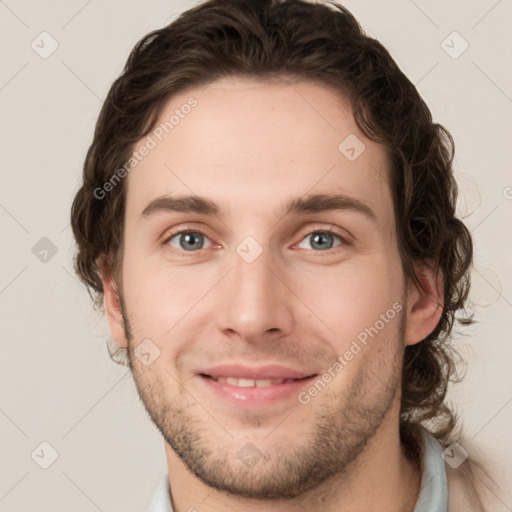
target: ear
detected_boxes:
[405,260,444,346]
[98,258,128,348]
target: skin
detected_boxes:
[100,77,443,512]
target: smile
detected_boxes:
[199,373,318,407]
[204,375,303,387]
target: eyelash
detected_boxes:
[162,225,350,256]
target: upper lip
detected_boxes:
[199,364,317,380]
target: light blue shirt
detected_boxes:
[147,429,448,512]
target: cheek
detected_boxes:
[297,256,404,339]
[122,253,219,342]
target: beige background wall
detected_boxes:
[1,0,511,510]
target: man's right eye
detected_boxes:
[164,230,214,252]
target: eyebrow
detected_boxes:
[140,193,377,222]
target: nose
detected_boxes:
[214,243,295,343]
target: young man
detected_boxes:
[70,1,494,510]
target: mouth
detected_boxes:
[198,372,318,407]
[200,374,313,387]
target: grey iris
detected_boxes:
[180,232,204,251]
[310,232,335,250]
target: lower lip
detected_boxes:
[198,374,317,407]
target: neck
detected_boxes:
[163,416,422,512]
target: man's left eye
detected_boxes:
[297,231,345,251]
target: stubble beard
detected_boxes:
[120,293,406,500]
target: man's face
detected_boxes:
[112,77,409,498]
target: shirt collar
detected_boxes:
[413,429,449,512]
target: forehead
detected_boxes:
[125,77,392,223]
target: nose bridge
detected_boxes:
[215,237,294,339]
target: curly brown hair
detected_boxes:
[70,0,473,460]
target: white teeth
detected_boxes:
[255,379,273,387]
[213,377,288,387]
[229,377,253,387]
